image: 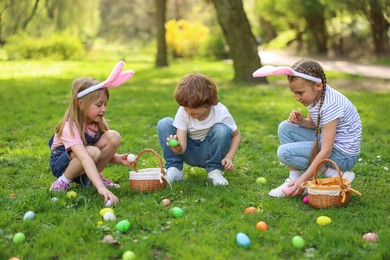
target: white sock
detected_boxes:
[58,175,72,184]
[289,170,301,180]
[323,168,338,177]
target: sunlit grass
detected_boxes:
[0,57,389,259]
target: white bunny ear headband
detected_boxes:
[252,65,322,83]
[77,61,135,98]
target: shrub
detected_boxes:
[4,32,85,60]
[165,19,209,58]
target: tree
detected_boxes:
[154,0,168,67]
[210,0,266,84]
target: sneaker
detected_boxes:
[268,178,292,197]
[50,179,71,191]
[208,169,229,186]
[99,173,120,188]
[342,171,355,183]
[166,167,184,183]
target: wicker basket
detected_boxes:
[129,149,168,192]
[300,159,362,208]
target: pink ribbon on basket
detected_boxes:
[77,61,135,98]
[252,65,322,83]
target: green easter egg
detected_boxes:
[116,220,131,233]
[169,139,178,147]
[172,207,184,218]
[66,191,77,199]
[292,235,305,249]
[122,250,136,260]
[13,232,26,244]
[256,177,267,184]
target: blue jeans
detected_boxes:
[48,133,100,185]
[277,120,358,171]
[157,117,232,173]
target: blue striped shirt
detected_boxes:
[309,85,362,156]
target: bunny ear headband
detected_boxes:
[77,61,135,98]
[252,65,322,83]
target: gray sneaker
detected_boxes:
[166,167,184,183]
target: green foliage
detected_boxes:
[263,30,296,49]
[0,58,389,259]
[4,32,85,60]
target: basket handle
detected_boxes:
[313,159,343,185]
[133,149,165,175]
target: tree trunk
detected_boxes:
[210,0,266,84]
[155,0,168,67]
[368,0,389,56]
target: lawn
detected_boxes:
[0,55,389,259]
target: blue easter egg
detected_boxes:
[23,211,35,221]
[236,232,250,247]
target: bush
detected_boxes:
[4,32,85,60]
[165,19,209,58]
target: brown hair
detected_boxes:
[288,59,327,164]
[55,77,109,144]
[174,73,219,108]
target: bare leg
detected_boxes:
[63,146,101,180]
[93,130,121,172]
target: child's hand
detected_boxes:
[118,153,135,167]
[288,110,304,125]
[222,157,234,171]
[97,186,119,206]
[166,135,182,153]
[287,178,305,197]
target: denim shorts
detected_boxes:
[48,133,101,185]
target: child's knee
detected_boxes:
[86,146,101,162]
[157,117,174,130]
[210,123,231,137]
[104,130,121,146]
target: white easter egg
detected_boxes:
[127,154,136,162]
[103,212,116,221]
[23,211,35,221]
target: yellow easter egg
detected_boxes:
[100,208,114,217]
[66,191,77,199]
[316,216,332,226]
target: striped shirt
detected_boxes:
[309,85,362,156]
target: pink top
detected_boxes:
[50,119,109,150]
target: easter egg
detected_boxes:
[362,232,378,242]
[13,232,26,244]
[236,232,250,247]
[103,212,116,221]
[23,211,35,221]
[105,199,112,207]
[172,207,184,218]
[256,221,268,231]
[292,235,305,249]
[316,216,332,226]
[66,191,77,199]
[168,139,178,147]
[100,208,114,217]
[244,207,259,214]
[51,197,59,202]
[127,154,136,162]
[161,199,171,206]
[122,250,136,260]
[282,186,294,196]
[116,220,131,232]
[256,177,267,184]
[302,196,309,204]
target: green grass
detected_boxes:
[0,56,389,259]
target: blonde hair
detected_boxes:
[55,77,109,144]
[288,59,327,164]
[174,73,219,108]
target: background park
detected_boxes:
[1,0,389,259]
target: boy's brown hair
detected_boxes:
[174,73,219,108]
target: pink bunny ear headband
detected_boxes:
[77,61,135,98]
[252,65,322,83]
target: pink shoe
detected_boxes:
[50,179,71,191]
[99,173,120,188]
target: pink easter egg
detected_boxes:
[161,199,171,207]
[362,232,378,242]
[282,186,294,196]
[302,196,309,204]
